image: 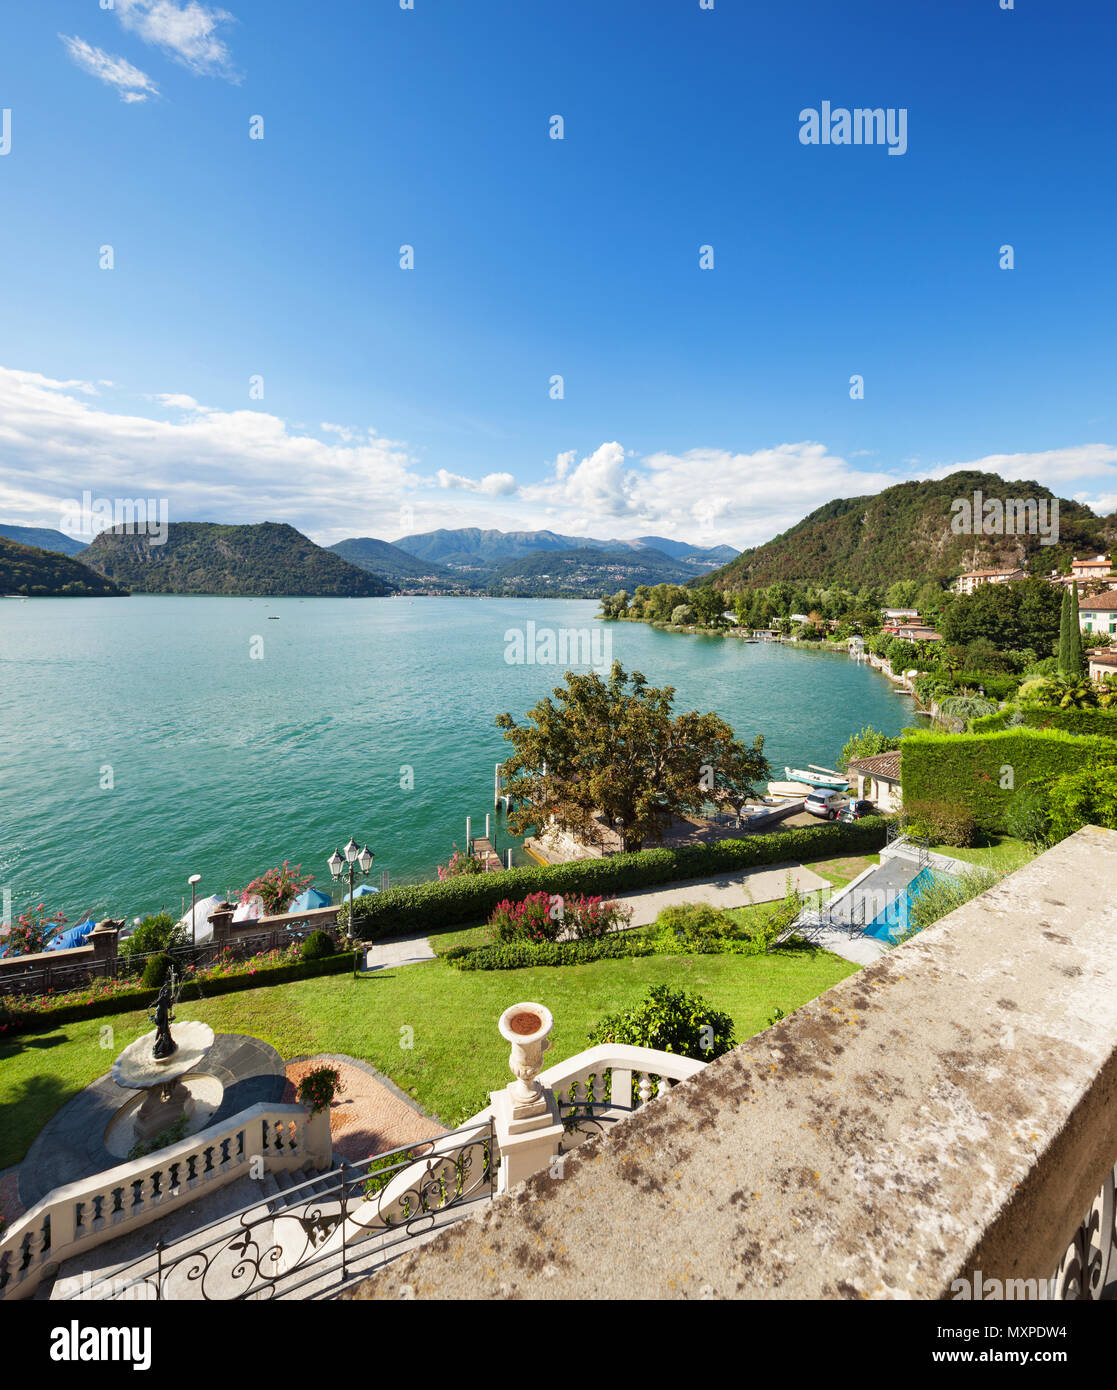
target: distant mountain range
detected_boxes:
[0,535,124,597]
[0,524,87,557]
[394,527,736,570]
[82,522,393,597]
[706,471,1117,592]
[328,527,737,594]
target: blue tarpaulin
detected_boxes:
[46,918,96,951]
[289,887,332,912]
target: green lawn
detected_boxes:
[929,835,1035,873]
[0,944,857,1170]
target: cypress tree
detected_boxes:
[1058,581,1086,676]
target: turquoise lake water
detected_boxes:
[0,597,915,923]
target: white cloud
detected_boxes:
[436,469,517,496]
[0,367,422,542]
[926,444,1117,486]
[4,366,1114,550]
[59,35,160,103]
[113,0,238,80]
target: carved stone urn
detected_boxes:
[498,1002,554,1114]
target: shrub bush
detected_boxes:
[1003,785,1052,847]
[588,984,736,1062]
[119,912,184,960]
[1046,765,1117,839]
[296,1064,345,1114]
[902,799,978,847]
[340,818,891,941]
[450,934,657,972]
[140,952,176,989]
[907,867,1001,934]
[300,929,335,961]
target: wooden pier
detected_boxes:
[470,835,504,872]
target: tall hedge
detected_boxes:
[901,728,1117,832]
[340,818,891,941]
[972,706,1117,738]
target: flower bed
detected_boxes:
[0,944,358,1038]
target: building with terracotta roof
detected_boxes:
[1071,554,1112,580]
[952,567,1025,595]
[1079,589,1117,637]
[1088,650,1117,681]
[846,749,902,812]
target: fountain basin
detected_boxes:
[112,1021,216,1091]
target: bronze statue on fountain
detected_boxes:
[150,970,180,1060]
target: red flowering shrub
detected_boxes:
[243,862,314,915]
[2,903,67,958]
[487,892,630,944]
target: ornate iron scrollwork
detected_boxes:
[1051,1160,1116,1300]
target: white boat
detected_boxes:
[786,766,849,790]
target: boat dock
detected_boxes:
[469,834,504,872]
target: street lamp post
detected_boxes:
[328,838,373,941]
[188,873,202,947]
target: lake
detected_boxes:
[0,597,915,923]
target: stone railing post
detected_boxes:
[87,920,121,965]
[207,902,236,946]
[304,1106,333,1171]
[490,1002,564,1194]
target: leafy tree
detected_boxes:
[690,586,727,626]
[1057,581,1086,677]
[840,726,902,769]
[495,661,770,851]
[670,604,696,626]
[886,580,919,609]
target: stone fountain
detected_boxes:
[109,972,218,1150]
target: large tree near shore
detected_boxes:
[495,661,770,852]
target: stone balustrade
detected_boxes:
[0,1102,331,1302]
[341,827,1117,1301]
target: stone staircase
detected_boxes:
[43,1161,481,1302]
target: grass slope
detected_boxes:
[0,946,855,1168]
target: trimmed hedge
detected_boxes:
[0,949,357,1037]
[448,935,658,971]
[901,728,1117,833]
[972,706,1117,738]
[340,818,892,941]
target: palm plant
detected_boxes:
[1047,675,1097,710]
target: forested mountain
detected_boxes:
[0,524,87,557]
[81,523,393,597]
[0,536,125,597]
[705,472,1112,591]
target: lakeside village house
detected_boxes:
[952,555,1117,597]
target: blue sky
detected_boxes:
[1,0,1115,548]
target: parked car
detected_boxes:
[838,799,879,823]
[804,788,850,819]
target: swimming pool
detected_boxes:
[862,866,935,943]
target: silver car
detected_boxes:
[805,788,850,819]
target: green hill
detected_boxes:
[328,536,462,587]
[0,524,87,557]
[82,522,394,597]
[0,536,125,597]
[706,471,1113,591]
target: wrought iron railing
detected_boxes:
[1051,1157,1116,1300]
[61,1117,496,1301]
